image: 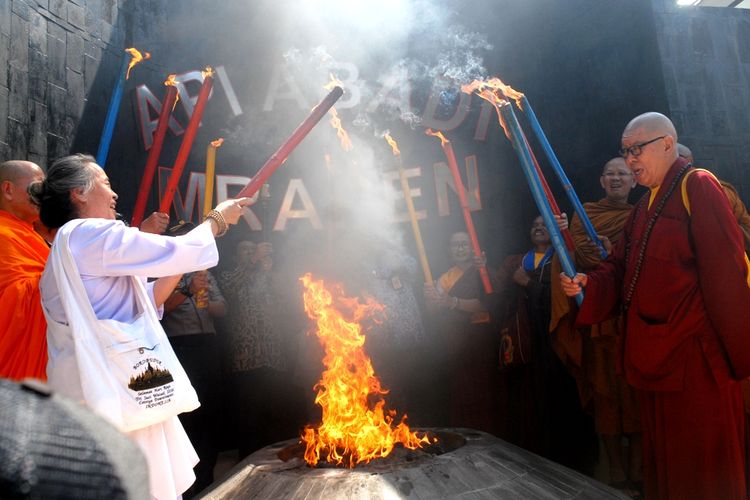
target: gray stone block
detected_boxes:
[8,117,28,159]
[28,8,47,55]
[67,3,84,30]
[28,48,47,103]
[48,0,66,20]
[11,0,30,21]
[66,67,83,117]
[9,13,29,71]
[47,28,66,85]
[0,85,8,145]
[0,0,10,36]
[83,54,99,94]
[29,99,47,155]
[46,82,66,133]
[102,0,117,26]
[0,141,10,161]
[0,34,8,88]
[8,66,28,124]
[101,20,113,44]
[46,131,65,160]
[66,31,83,73]
[84,40,102,60]
[739,20,750,65]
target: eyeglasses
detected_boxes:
[450,241,470,248]
[619,136,666,158]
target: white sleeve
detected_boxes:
[69,219,219,278]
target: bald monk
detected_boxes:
[550,157,641,491]
[561,112,750,500]
[0,160,49,380]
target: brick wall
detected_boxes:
[0,0,126,166]
[651,0,750,193]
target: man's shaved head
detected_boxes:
[0,160,45,223]
[623,112,678,142]
[0,160,42,183]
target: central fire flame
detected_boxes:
[210,138,224,148]
[324,74,353,152]
[124,47,150,80]
[300,274,431,468]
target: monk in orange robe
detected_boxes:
[550,157,642,492]
[562,113,750,500]
[0,160,49,381]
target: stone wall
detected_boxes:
[0,0,126,166]
[652,0,750,192]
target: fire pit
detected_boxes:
[199,427,627,499]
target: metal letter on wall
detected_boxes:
[382,166,427,223]
[421,85,472,131]
[274,178,322,230]
[263,65,310,112]
[434,155,482,217]
[135,85,185,150]
[158,168,205,222]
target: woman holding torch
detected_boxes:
[32,154,250,500]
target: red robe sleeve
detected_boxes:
[688,171,750,379]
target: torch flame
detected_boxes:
[425,128,449,146]
[328,108,353,152]
[210,138,224,148]
[202,66,214,79]
[124,47,150,80]
[383,132,400,157]
[323,74,353,152]
[462,82,512,140]
[300,274,432,468]
[461,77,524,109]
[164,74,180,110]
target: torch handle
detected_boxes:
[522,133,576,252]
[159,75,214,214]
[131,84,178,228]
[96,53,132,168]
[442,141,493,294]
[499,102,583,305]
[235,86,344,199]
[204,144,217,217]
[520,96,606,259]
[398,166,433,284]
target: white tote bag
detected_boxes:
[45,220,200,432]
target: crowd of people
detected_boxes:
[1,111,750,500]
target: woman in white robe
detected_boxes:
[31,153,250,499]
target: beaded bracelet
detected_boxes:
[204,209,228,237]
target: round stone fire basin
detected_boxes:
[199,428,627,499]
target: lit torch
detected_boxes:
[97,47,150,167]
[465,78,606,259]
[235,86,344,199]
[131,74,179,228]
[300,274,432,468]
[465,84,583,304]
[324,74,353,151]
[203,138,224,216]
[425,129,492,293]
[159,66,215,215]
[385,132,433,285]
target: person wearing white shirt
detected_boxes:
[30,153,250,500]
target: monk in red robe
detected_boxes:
[0,160,50,381]
[561,113,750,500]
[551,157,642,493]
